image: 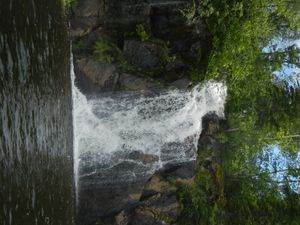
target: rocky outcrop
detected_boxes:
[126,151,159,164]
[171,77,192,89]
[119,73,163,92]
[123,40,164,74]
[76,58,119,91]
[70,0,212,95]
[77,162,195,225]
[70,0,213,224]
[164,57,186,82]
[76,114,222,225]
[70,0,104,38]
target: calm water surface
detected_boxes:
[0,1,74,224]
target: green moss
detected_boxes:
[149,39,177,64]
[123,24,151,41]
[93,40,136,73]
[166,27,195,40]
[187,67,205,82]
[136,24,150,41]
[72,40,84,50]
[177,124,226,225]
[125,24,177,66]
[63,0,76,8]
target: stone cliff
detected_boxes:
[70,1,215,224]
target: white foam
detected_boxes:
[72,60,227,188]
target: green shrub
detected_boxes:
[72,41,84,50]
[93,40,135,72]
[94,41,115,63]
[63,0,76,8]
[135,24,150,41]
[150,39,177,64]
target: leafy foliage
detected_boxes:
[125,24,176,67]
[135,24,150,42]
[160,41,177,64]
[181,0,300,107]
[63,0,76,8]
[179,0,300,224]
[72,41,84,50]
[93,41,135,72]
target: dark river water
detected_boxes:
[0,1,74,225]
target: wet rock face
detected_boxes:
[78,179,147,225]
[77,113,222,225]
[171,77,192,89]
[76,113,222,225]
[78,159,196,225]
[127,151,159,164]
[164,57,186,82]
[150,1,190,39]
[198,112,225,167]
[71,0,213,224]
[70,17,101,38]
[76,58,119,91]
[158,161,196,182]
[123,40,164,73]
[201,113,221,137]
[70,0,105,38]
[73,0,104,17]
[104,1,151,29]
[69,0,212,95]
[119,73,162,92]
[129,175,179,225]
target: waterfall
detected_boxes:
[72,60,227,198]
[71,55,79,204]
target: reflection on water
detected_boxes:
[0,1,73,225]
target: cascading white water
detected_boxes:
[71,55,79,203]
[72,59,227,196]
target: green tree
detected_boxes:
[179,1,300,224]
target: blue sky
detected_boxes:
[257,37,300,194]
[257,145,300,194]
[263,37,300,85]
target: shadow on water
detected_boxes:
[0,1,73,225]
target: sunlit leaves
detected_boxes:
[180,1,300,224]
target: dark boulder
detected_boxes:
[70,17,102,38]
[130,206,158,225]
[150,0,191,39]
[123,40,164,74]
[70,0,105,38]
[115,210,129,225]
[127,151,159,164]
[189,41,203,59]
[158,161,196,182]
[201,113,220,136]
[119,73,163,92]
[76,27,109,49]
[170,77,192,89]
[72,0,104,17]
[78,183,143,225]
[76,58,119,91]
[104,1,151,30]
[164,57,186,82]
[131,174,179,225]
